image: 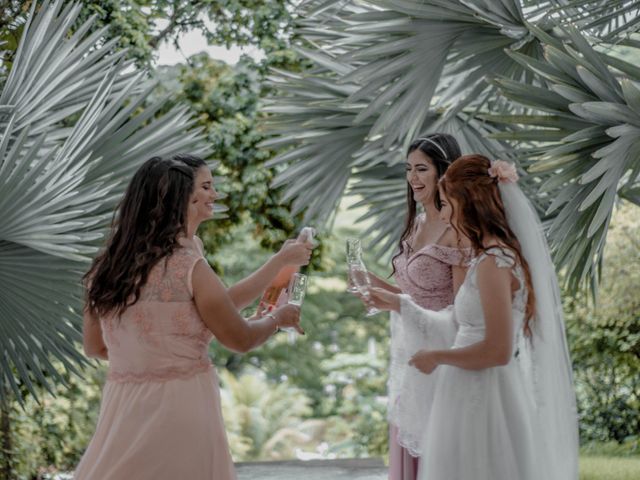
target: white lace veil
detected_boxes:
[500,181,579,480]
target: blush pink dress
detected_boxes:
[388,233,468,480]
[74,244,236,480]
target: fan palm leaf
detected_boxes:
[490,25,640,290]
[267,0,639,291]
[265,0,547,249]
[538,0,640,40]
[0,0,210,402]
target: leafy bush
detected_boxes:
[565,203,640,443]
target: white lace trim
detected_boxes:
[387,297,457,457]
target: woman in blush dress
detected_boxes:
[370,155,579,480]
[360,134,470,480]
[75,154,312,480]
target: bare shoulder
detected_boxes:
[440,225,470,248]
[192,257,226,297]
[439,226,457,246]
[476,254,511,284]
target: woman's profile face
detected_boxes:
[188,166,217,225]
[406,149,439,206]
[438,186,457,228]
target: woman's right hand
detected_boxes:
[275,239,313,268]
[272,303,304,334]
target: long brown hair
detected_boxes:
[439,154,536,333]
[84,154,206,318]
[391,133,461,275]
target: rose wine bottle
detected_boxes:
[257,227,315,314]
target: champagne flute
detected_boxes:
[283,273,308,343]
[349,262,380,317]
[346,238,362,293]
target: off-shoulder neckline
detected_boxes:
[403,240,471,262]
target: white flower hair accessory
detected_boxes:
[488,160,519,183]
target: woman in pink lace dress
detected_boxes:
[75,154,312,480]
[363,134,469,480]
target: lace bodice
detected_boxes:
[393,240,470,310]
[100,244,213,383]
[452,247,527,348]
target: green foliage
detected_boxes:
[1,1,295,67]
[155,51,312,253]
[489,26,640,291]
[565,202,640,443]
[579,455,640,480]
[1,364,105,478]
[219,368,315,460]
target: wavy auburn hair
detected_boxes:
[84,154,207,318]
[439,154,536,333]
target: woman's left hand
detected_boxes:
[368,287,401,312]
[409,350,440,375]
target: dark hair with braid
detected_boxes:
[84,154,207,317]
[391,133,461,276]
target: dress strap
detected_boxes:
[180,247,207,298]
[481,246,517,269]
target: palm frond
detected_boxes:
[491,25,640,290]
[262,49,371,224]
[544,0,640,40]
[0,0,210,402]
[266,0,545,243]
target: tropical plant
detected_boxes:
[264,0,640,291]
[564,202,640,443]
[0,0,210,403]
[0,0,296,67]
[4,363,106,478]
[218,368,317,460]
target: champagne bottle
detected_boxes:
[257,227,315,313]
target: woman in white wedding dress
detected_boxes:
[370,154,579,480]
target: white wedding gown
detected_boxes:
[400,247,547,480]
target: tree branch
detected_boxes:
[149,4,200,49]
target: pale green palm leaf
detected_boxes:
[490,25,640,290]
[337,0,544,148]
[266,0,546,245]
[0,0,210,402]
[262,50,373,224]
[543,0,640,39]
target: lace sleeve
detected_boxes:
[398,294,458,340]
[387,295,458,456]
[483,246,516,268]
